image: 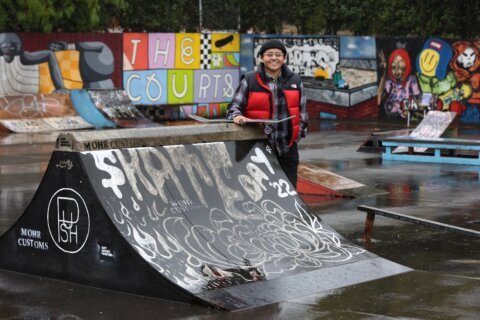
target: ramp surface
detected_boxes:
[0,138,410,310]
[298,163,387,198]
[88,89,158,128]
[393,111,456,153]
[0,93,94,132]
[70,89,116,128]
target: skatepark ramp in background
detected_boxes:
[87,89,158,128]
[0,90,159,133]
[357,111,456,153]
[0,93,94,133]
[0,123,410,310]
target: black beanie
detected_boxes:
[258,39,287,57]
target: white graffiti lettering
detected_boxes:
[141,148,189,203]
[165,145,213,206]
[198,74,210,99]
[172,73,188,98]
[57,196,79,244]
[212,74,221,99]
[238,174,263,201]
[20,228,41,239]
[181,37,194,65]
[196,142,261,220]
[130,39,142,65]
[272,179,297,198]
[223,73,234,98]
[126,74,142,102]
[114,149,157,201]
[18,238,49,250]
[245,163,268,191]
[154,38,170,65]
[251,147,274,174]
[86,151,126,199]
[146,73,163,102]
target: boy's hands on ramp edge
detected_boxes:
[233,115,249,125]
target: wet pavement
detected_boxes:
[0,120,479,319]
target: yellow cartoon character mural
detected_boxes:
[416,38,459,112]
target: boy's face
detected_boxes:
[261,49,285,74]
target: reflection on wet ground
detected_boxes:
[0,121,479,319]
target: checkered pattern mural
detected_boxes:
[200,33,212,69]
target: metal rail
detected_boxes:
[357,205,480,241]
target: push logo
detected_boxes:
[47,188,90,254]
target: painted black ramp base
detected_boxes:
[0,139,410,310]
[0,151,193,303]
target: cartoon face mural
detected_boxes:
[0,33,65,95]
[457,47,476,69]
[416,38,453,81]
[0,33,22,63]
[415,38,458,111]
[451,41,480,79]
[378,47,421,118]
[450,41,480,105]
[418,48,440,78]
[387,48,411,84]
[391,55,407,81]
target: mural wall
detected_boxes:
[376,37,480,124]
[122,33,240,120]
[0,32,125,132]
[4,32,122,92]
[4,32,480,126]
[241,35,378,129]
[253,36,340,78]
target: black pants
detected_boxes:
[276,142,299,189]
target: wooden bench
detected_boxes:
[382,136,480,165]
[357,205,480,242]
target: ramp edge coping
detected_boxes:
[55,123,265,151]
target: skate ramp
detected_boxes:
[0,93,94,132]
[0,124,410,310]
[357,111,456,153]
[298,163,387,199]
[70,89,116,129]
[87,89,159,128]
[393,111,456,153]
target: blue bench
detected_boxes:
[382,136,480,165]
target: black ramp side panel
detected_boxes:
[0,151,193,303]
[80,140,411,310]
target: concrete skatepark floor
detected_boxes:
[0,119,479,319]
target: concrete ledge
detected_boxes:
[55,123,265,151]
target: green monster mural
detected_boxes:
[416,38,468,115]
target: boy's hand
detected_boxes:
[233,115,249,125]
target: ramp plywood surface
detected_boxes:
[88,90,158,128]
[393,111,456,153]
[0,93,93,132]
